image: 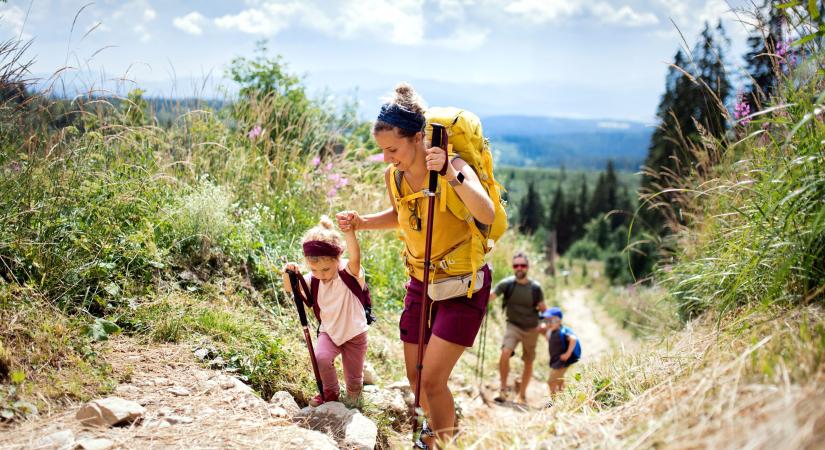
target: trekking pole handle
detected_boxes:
[286,270,309,327]
[428,123,445,193]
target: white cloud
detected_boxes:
[0,4,28,38]
[598,121,631,129]
[504,0,583,23]
[433,25,490,50]
[593,3,659,27]
[502,0,658,27]
[213,0,432,46]
[215,3,303,35]
[173,11,207,36]
[133,24,151,43]
[143,8,157,22]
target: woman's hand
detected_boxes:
[424,146,448,173]
[336,211,363,232]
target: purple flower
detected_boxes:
[734,94,751,127]
[327,187,338,199]
[247,125,262,139]
[324,162,333,172]
[775,40,787,58]
[337,177,348,188]
[10,161,21,172]
[367,153,384,163]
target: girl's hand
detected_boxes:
[283,262,299,274]
[425,146,448,173]
[336,211,362,232]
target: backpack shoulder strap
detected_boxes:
[309,277,321,323]
[531,281,542,307]
[502,278,517,307]
[338,269,376,325]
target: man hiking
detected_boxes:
[491,251,546,404]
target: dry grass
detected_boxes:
[452,302,825,449]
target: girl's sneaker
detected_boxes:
[308,392,338,407]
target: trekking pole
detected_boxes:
[412,123,446,443]
[286,269,324,403]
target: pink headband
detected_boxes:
[302,240,342,257]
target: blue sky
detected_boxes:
[1,0,755,122]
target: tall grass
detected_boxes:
[640,7,825,319]
[0,38,404,414]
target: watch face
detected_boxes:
[457,172,465,183]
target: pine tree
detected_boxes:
[575,175,589,240]
[745,1,784,107]
[518,180,544,234]
[640,22,732,231]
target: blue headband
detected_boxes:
[377,103,425,133]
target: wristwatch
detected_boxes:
[448,172,465,187]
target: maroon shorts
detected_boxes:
[399,265,491,348]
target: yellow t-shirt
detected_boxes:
[395,174,476,281]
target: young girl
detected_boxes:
[282,216,369,406]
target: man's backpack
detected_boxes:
[295,269,376,325]
[389,107,509,296]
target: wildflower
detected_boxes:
[733,95,751,127]
[312,156,321,168]
[10,161,21,172]
[327,187,338,199]
[324,162,333,172]
[367,153,384,163]
[247,125,262,139]
[775,40,787,58]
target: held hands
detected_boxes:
[336,211,362,232]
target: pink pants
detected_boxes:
[315,331,368,399]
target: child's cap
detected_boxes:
[541,306,563,319]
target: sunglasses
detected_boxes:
[406,199,421,232]
[512,264,528,269]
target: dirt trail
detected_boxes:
[456,287,635,440]
[0,340,336,450]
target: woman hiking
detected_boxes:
[336,83,495,449]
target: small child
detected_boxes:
[282,216,370,406]
[539,307,581,397]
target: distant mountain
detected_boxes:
[482,115,654,171]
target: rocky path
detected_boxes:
[0,339,387,449]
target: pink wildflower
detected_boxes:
[247,125,262,139]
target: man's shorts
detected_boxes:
[501,322,539,362]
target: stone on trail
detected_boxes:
[344,412,378,450]
[294,401,378,450]
[274,425,338,450]
[34,429,74,449]
[362,361,378,385]
[167,386,191,396]
[76,397,145,427]
[269,391,301,416]
[363,387,407,420]
[76,437,115,450]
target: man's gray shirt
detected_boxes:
[494,276,543,330]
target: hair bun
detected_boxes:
[318,215,334,230]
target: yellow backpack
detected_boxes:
[389,107,509,296]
